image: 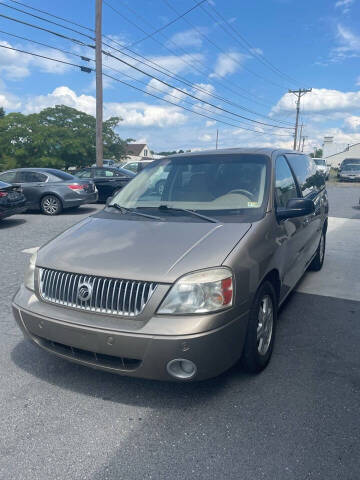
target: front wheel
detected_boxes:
[40,195,63,215]
[241,281,277,373]
[308,231,326,271]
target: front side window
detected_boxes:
[110,154,270,221]
[286,154,324,196]
[275,156,298,208]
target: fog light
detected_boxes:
[166,358,197,380]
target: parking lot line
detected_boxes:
[297,216,360,301]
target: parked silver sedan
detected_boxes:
[339,164,360,182]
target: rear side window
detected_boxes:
[76,170,92,178]
[0,171,16,183]
[51,170,74,181]
[275,156,298,208]
[286,154,325,196]
[17,171,47,183]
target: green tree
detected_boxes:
[0,104,128,171]
[310,148,323,158]
[0,107,5,118]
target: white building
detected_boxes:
[124,143,152,161]
[323,137,360,168]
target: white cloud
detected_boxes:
[0,80,21,110]
[210,51,246,78]
[23,86,96,115]
[330,24,360,62]
[192,83,215,100]
[199,133,213,142]
[166,29,204,49]
[344,115,360,130]
[0,40,71,80]
[149,53,205,75]
[20,85,188,128]
[335,0,354,13]
[271,88,360,116]
[205,120,216,127]
[107,101,187,127]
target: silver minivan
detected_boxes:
[12,149,328,381]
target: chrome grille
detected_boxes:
[39,268,157,316]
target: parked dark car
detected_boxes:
[338,158,360,177]
[339,163,360,181]
[0,180,27,220]
[13,148,328,381]
[75,166,135,202]
[0,168,98,215]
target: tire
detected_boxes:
[40,195,63,215]
[241,281,277,373]
[155,180,166,196]
[308,231,326,271]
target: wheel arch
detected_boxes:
[39,191,64,207]
[260,269,281,306]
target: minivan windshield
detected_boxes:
[342,164,360,172]
[110,154,269,219]
[314,159,326,166]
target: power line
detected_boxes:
[0,1,293,126]
[103,1,294,125]
[203,1,301,87]
[6,0,93,32]
[0,29,91,61]
[109,0,286,92]
[0,43,92,72]
[0,1,94,41]
[0,12,294,130]
[0,29,286,132]
[103,0,277,111]
[116,0,207,47]
[0,43,291,137]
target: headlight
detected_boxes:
[158,267,233,315]
[24,251,38,291]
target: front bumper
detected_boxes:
[339,175,360,182]
[12,287,249,381]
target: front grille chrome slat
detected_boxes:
[39,268,157,317]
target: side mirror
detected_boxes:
[277,198,315,220]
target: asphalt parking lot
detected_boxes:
[1,184,360,480]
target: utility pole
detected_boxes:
[301,136,307,152]
[288,88,312,151]
[216,129,219,150]
[298,123,303,151]
[95,0,103,167]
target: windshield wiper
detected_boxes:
[108,203,163,221]
[158,205,218,223]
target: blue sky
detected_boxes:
[0,0,360,153]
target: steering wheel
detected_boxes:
[228,189,255,199]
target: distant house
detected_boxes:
[323,137,360,168]
[124,143,152,161]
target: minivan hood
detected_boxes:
[37,216,251,283]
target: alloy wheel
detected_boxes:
[42,196,59,215]
[257,294,274,356]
